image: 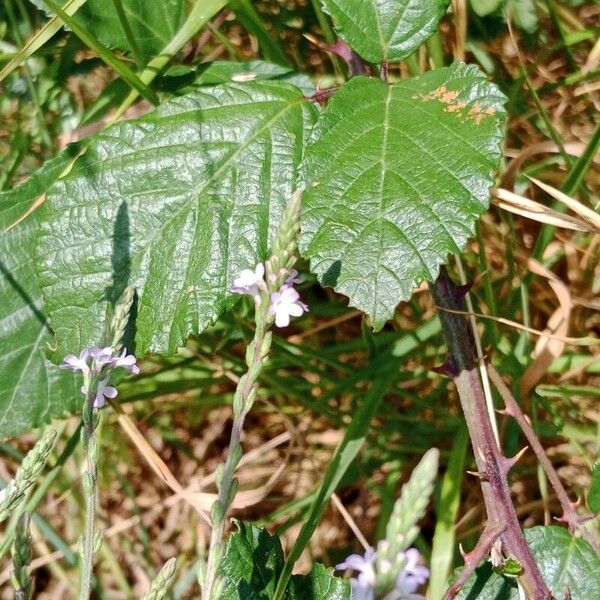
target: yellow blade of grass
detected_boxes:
[528,176,600,231]
[114,409,209,522]
[0,0,88,83]
[520,259,572,397]
[493,188,591,232]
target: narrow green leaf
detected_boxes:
[42,0,160,105]
[300,63,506,329]
[273,375,394,600]
[37,82,317,356]
[589,463,600,514]
[429,425,468,600]
[31,0,186,61]
[0,153,79,439]
[0,0,88,84]
[114,0,228,119]
[456,526,600,599]
[229,0,291,67]
[319,0,450,63]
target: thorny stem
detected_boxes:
[487,364,599,553]
[447,525,503,597]
[432,267,554,600]
[79,380,99,600]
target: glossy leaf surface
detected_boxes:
[300,64,506,328]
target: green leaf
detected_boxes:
[31,0,186,61]
[507,0,538,33]
[456,526,600,599]
[37,82,317,357]
[219,522,284,599]
[0,153,79,439]
[589,463,600,514]
[300,63,506,329]
[218,522,349,600]
[319,0,450,63]
[429,426,468,600]
[470,0,503,17]
[160,61,314,96]
[287,564,350,600]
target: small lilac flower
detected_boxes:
[388,549,429,600]
[337,548,377,600]
[92,377,118,409]
[62,345,139,409]
[89,346,115,371]
[111,348,140,374]
[284,269,302,286]
[231,263,265,299]
[269,286,308,328]
[60,349,91,374]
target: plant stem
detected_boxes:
[79,385,99,600]
[431,267,554,600]
[202,312,270,598]
[487,363,599,553]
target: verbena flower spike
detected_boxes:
[202,190,308,598]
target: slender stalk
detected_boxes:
[202,192,303,599]
[202,313,271,597]
[79,379,99,600]
[432,267,553,600]
[110,0,144,68]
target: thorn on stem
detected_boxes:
[433,355,459,378]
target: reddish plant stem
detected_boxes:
[487,363,599,553]
[432,267,554,600]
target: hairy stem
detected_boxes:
[202,314,271,598]
[79,385,98,599]
[432,267,553,600]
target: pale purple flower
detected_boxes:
[337,547,428,600]
[284,269,302,286]
[269,286,308,328]
[337,548,377,600]
[231,263,265,298]
[111,348,140,374]
[92,378,118,409]
[61,346,139,409]
[89,346,115,371]
[60,349,91,374]
[386,549,429,600]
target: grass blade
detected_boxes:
[272,374,394,600]
[113,0,228,120]
[0,0,88,83]
[229,0,290,66]
[42,0,159,105]
[428,425,468,600]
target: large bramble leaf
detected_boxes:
[319,0,450,63]
[300,63,506,329]
[37,81,317,357]
[30,0,186,60]
[218,522,349,600]
[456,526,600,599]
[0,153,79,439]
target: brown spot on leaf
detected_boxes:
[420,86,495,125]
